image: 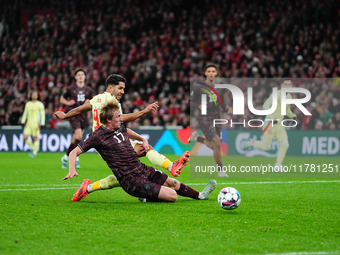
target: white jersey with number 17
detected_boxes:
[90,92,122,131]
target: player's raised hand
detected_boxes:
[54,111,66,119]
[68,99,76,106]
[226,106,233,114]
[144,102,159,113]
[141,137,150,152]
[63,171,78,180]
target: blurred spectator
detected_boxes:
[316,104,333,130]
[302,102,318,130]
[330,113,340,130]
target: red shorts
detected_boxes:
[119,166,168,199]
[199,114,221,141]
[69,114,88,131]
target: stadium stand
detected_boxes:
[0,0,339,129]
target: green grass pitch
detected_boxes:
[0,152,339,255]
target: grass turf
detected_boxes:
[0,152,339,255]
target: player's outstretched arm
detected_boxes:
[60,96,75,106]
[127,128,149,151]
[63,147,83,180]
[55,101,92,120]
[21,103,28,124]
[40,103,46,126]
[286,102,297,119]
[121,101,159,123]
[225,105,233,114]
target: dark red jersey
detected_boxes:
[63,84,95,113]
[78,124,151,179]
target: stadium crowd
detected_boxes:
[0,0,339,130]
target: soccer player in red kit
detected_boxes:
[63,101,216,202]
[60,68,95,169]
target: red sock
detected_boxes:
[176,183,199,199]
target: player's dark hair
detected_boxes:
[74,68,86,76]
[29,90,41,101]
[204,63,218,71]
[105,74,126,87]
[100,102,120,124]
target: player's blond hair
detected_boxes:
[100,101,120,124]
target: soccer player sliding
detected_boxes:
[62,101,217,202]
[55,74,189,201]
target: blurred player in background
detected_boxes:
[243,79,297,171]
[55,74,189,201]
[21,91,45,157]
[189,64,231,178]
[62,101,216,203]
[59,68,95,169]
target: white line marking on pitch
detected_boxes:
[187,180,340,186]
[266,251,340,255]
[0,184,80,187]
[0,187,77,191]
[0,180,339,192]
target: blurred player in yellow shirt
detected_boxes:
[21,91,45,157]
[243,79,297,171]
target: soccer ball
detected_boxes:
[217,187,241,210]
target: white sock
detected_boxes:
[76,157,79,162]
[167,162,173,172]
[62,154,69,161]
[87,184,93,193]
